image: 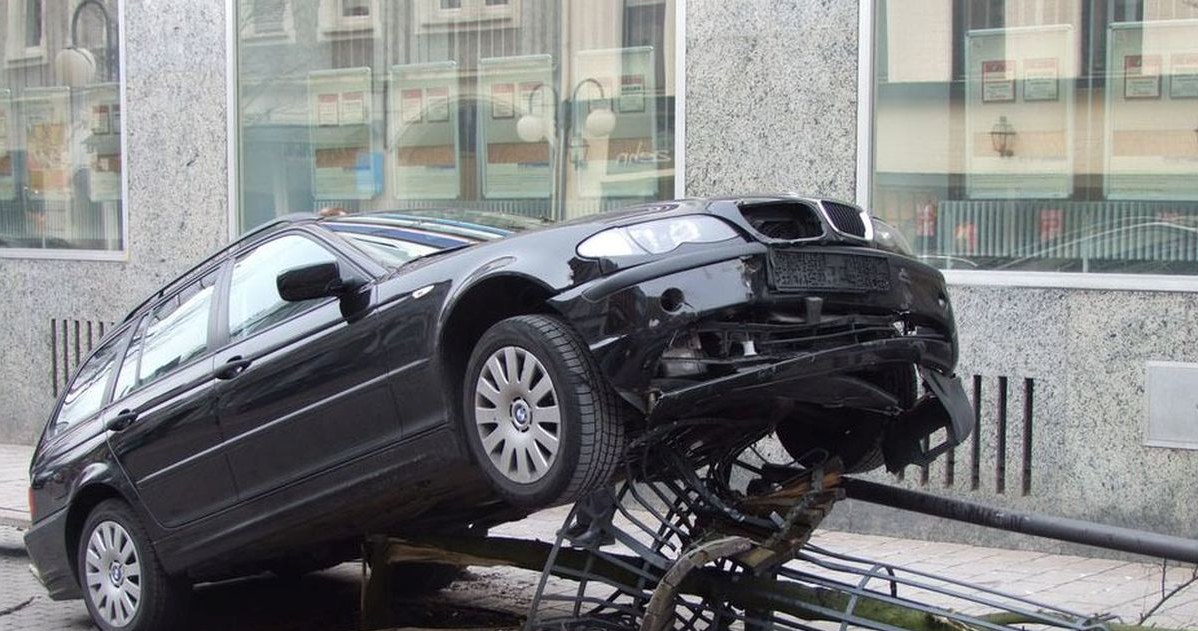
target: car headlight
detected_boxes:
[871,218,914,256]
[577,216,739,257]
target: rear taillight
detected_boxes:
[28,487,35,518]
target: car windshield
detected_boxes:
[324,210,549,267]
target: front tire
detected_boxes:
[462,315,625,507]
[78,499,188,631]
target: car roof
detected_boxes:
[121,213,320,324]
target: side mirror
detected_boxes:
[277,262,346,302]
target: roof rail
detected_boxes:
[120,213,317,323]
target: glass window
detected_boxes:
[1,0,125,256]
[871,1,1198,275]
[235,0,678,233]
[227,234,339,340]
[53,330,122,435]
[120,270,218,389]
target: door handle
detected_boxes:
[106,410,139,432]
[215,356,253,380]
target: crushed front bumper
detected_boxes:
[550,241,974,468]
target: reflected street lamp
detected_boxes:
[56,0,117,87]
[515,79,617,142]
[990,115,1016,158]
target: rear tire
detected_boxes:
[78,499,188,631]
[462,315,625,507]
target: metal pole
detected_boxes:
[842,477,1198,564]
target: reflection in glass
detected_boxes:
[227,235,338,340]
[237,0,677,233]
[872,1,1198,276]
[0,0,124,254]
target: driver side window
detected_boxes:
[227,234,339,341]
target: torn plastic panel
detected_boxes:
[551,245,974,471]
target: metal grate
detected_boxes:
[50,318,117,398]
[820,201,868,238]
[738,201,825,240]
[908,373,1036,496]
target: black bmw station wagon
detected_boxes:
[26,195,972,631]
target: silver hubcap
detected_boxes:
[474,345,561,484]
[85,521,142,627]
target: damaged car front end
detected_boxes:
[552,195,974,473]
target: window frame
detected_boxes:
[217,228,371,348]
[240,0,296,44]
[0,0,130,262]
[416,0,522,31]
[856,0,1198,292]
[5,0,47,68]
[44,322,133,443]
[317,0,380,40]
[113,263,226,399]
[225,0,688,242]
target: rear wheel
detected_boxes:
[463,315,625,507]
[78,499,188,631]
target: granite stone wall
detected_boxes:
[1,0,1195,554]
[683,0,1198,550]
[0,0,229,444]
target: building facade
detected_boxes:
[1,0,1196,549]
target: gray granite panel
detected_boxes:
[684,0,859,199]
[0,0,228,444]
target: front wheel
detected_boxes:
[463,315,625,508]
[78,499,188,631]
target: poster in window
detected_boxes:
[21,88,72,202]
[85,84,122,202]
[426,87,449,122]
[390,62,460,200]
[340,91,365,124]
[1105,21,1198,200]
[965,26,1074,200]
[1170,53,1198,99]
[981,60,1015,102]
[400,89,423,124]
[479,55,554,200]
[1022,57,1059,102]
[1123,55,1161,99]
[619,74,646,113]
[317,94,339,126]
[572,47,659,201]
[308,68,377,200]
[0,90,12,200]
[491,83,514,119]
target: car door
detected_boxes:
[213,231,400,502]
[104,267,240,527]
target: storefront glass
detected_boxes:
[872,1,1198,275]
[235,0,678,233]
[0,0,124,254]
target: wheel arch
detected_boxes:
[438,273,560,436]
[64,482,128,583]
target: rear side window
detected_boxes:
[113,269,219,397]
[53,334,123,436]
[227,234,338,341]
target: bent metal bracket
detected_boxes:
[372,418,1194,631]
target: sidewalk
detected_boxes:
[1,442,1195,628]
[0,443,32,528]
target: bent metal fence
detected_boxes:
[375,418,1188,630]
